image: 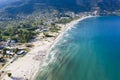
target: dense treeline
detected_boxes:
[57,18,73,24]
[0,21,38,43]
[0,17,61,43]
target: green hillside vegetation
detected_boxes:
[0,16,63,43]
[0,0,120,19]
[0,20,40,43]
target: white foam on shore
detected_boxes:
[1,15,98,80]
[49,15,94,51]
[54,16,93,60]
[52,15,94,48]
[33,15,97,80]
[38,15,95,70]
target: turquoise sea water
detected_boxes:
[35,16,120,80]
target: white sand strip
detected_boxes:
[1,15,94,80]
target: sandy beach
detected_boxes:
[1,15,93,80]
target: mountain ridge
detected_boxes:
[0,0,120,18]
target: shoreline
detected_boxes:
[32,15,94,80]
[48,15,94,53]
[1,15,94,80]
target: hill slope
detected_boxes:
[0,0,120,18]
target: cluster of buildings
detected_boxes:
[99,10,120,15]
[0,40,26,57]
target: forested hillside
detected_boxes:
[0,0,120,18]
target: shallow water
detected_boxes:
[35,16,120,80]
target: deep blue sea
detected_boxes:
[35,16,120,80]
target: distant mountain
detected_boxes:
[44,0,120,11]
[26,0,120,11]
[0,0,120,18]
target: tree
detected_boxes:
[14,48,19,54]
[18,29,33,43]
[0,34,2,41]
[8,73,12,77]
[2,48,7,57]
